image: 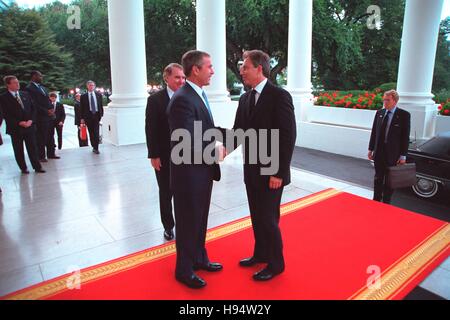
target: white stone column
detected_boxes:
[104,0,148,145]
[287,0,313,145]
[397,0,444,139]
[196,0,230,103]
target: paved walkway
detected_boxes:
[0,121,448,299]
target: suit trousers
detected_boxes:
[373,144,394,204]
[245,184,285,273]
[86,117,100,150]
[36,121,51,159]
[173,180,213,277]
[55,124,63,150]
[10,129,42,171]
[154,156,174,231]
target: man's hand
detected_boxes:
[80,119,85,125]
[58,122,64,127]
[48,109,55,116]
[397,158,406,165]
[19,121,28,128]
[217,145,227,162]
[368,151,374,160]
[151,158,162,171]
[269,176,283,189]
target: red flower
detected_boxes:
[438,105,443,111]
[445,109,450,115]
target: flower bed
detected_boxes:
[437,99,450,116]
[314,90,383,110]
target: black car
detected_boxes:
[407,131,450,198]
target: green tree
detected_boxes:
[0,5,73,91]
[39,0,110,90]
[143,0,195,84]
[433,17,450,93]
[226,0,289,84]
[312,0,405,90]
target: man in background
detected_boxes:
[368,89,411,204]
[146,63,185,241]
[80,80,103,154]
[49,92,66,151]
[0,75,45,174]
[25,70,59,161]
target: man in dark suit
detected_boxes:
[167,50,225,289]
[368,89,411,204]
[226,50,296,281]
[74,93,88,147]
[49,92,66,150]
[146,63,185,241]
[25,70,59,161]
[80,80,103,154]
[0,75,45,174]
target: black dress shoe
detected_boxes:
[48,155,60,159]
[163,229,174,241]
[35,169,46,173]
[93,149,100,154]
[253,267,284,281]
[176,274,206,289]
[21,169,30,174]
[239,257,265,267]
[193,262,223,272]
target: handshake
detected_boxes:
[216,144,228,162]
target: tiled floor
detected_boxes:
[0,121,448,299]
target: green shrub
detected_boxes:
[374,82,397,92]
[433,89,450,104]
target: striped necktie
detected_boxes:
[15,92,25,109]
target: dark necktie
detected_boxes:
[90,93,97,113]
[379,110,391,144]
[15,93,25,109]
[249,89,256,116]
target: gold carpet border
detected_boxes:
[351,224,450,300]
[6,188,340,300]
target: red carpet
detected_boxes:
[3,189,449,300]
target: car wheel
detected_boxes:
[411,178,440,198]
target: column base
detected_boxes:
[398,91,436,106]
[397,103,438,140]
[102,106,146,146]
[289,89,313,123]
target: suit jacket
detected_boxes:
[0,91,36,135]
[231,81,296,189]
[167,83,221,191]
[80,92,104,121]
[74,101,81,125]
[53,102,66,123]
[0,103,3,145]
[145,88,171,159]
[369,107,411,166]
[25,83,52,122]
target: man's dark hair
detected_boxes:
[30,70,41,79]
[181,50,210,77]
[243,50,271,78]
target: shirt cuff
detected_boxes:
[399,156,406,161]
